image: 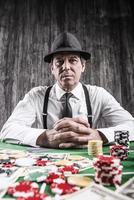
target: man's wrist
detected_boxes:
[97,130,108,144]
[36,130,47,147]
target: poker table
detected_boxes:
[0,141,134,198]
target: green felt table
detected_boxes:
[0,141,134,198]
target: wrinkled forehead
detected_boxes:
[53,52,80,60]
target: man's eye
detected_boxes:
[69,59,78,64]
[55,60,64,66]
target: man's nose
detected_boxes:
[62,59,70,70]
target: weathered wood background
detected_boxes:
[0,0,134,130]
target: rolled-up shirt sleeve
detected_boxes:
[0,88,45,147]
[95,88,134,143]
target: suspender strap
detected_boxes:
[43,84,92,129]
[82,84,92,127]
[43,86,52,129]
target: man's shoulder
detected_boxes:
[27,86,49,96]
[84,84,111,104]
[84,84,105,93]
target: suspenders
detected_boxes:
[82,84,92,128]
[43,85,92,129]
[42,86,53,129]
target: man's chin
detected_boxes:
[60,82,77,91]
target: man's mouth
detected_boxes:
[62,74,73,78]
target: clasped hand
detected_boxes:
[36,117,102,148]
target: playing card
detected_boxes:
[116,177,134,200]
[73,158,93,171]
[0,148,27,159]
[27,147,53,153]
[30,152,69,161]
[44,153,69,161]
[64,183,128,200]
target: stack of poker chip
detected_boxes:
[114,130,129,147]
[110,145,129,160]
[111,130,130,160]
[88,140,103,158]
[93,155,123,186]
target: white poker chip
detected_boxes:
[15,158,36,167]
[43,165,58,173]
[0,177,12,190]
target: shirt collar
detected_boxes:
[55,82,84,100]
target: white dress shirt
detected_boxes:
[0,82,134,146]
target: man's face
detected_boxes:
[51,53,85,91]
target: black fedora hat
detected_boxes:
[44,32,91,63]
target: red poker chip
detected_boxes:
[94,168,122,185]
[95,155,120,165]
[96,155,115,162]
[2,162,14,168]
[7,181,39,198]
[58,165,79,174]
[110,145,129,160]
[35,159,52,166]
[95,165,122,174]
[45,172,65,184]
[93,156,121,169]
[50,182,80,195]
[17,193,49,200]
[111,145,127,149]
[93,155,123,186]
[94,166,119,171]
[95,173,122,185]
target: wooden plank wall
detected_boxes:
[0,0,134,129]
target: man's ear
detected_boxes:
[50,63,54,74]
[81,62,86,72]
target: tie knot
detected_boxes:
[61,92,72,101]
[65,92,72,100]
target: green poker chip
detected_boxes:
[24,171,47,182]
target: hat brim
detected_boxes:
[44,48,91,63]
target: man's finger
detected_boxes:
[59,143,87,149]
[54,117,90,130]
[59,143,76,148]
[54,131,79,141]
[73,144,88,148]
[54,120,90,133]
[53,120,70,130]
[72,117,90,127]
[73,136,89,143]
[53,117,70,127]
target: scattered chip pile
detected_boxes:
[93,155,123,186]
[0,150,95,199]
[110,145,129,160]
[88,140,103,158]
[7,181,50,199]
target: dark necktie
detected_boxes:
[61,93,72,118]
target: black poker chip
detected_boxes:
[114,130,129,147]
